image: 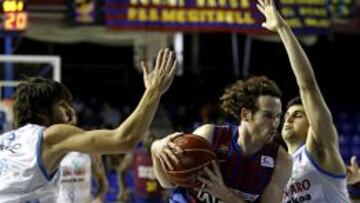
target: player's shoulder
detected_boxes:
[192,124,216,142]
[43,124,83,144]
[193,124,234,142]
[3,124,45,141]
[16,123,44,133]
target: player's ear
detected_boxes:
[241,108,251,122]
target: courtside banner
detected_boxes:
[104,0,330,34]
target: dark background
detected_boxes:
[7,32,359,113]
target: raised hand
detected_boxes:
[347,156,360,185]
[141,48,177,96]
[256,0,286,32]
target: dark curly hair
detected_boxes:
[13,77,72,128]
[220,76,281,119]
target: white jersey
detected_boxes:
[0,124,59,203]
[57,152,92,203]
[283,145,350,203]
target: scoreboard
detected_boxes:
[1,0,28,32]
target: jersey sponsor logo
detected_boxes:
[61,163,87,183]
[7,133,15,141]
[0,133,21,154]
[138,165,156,180]
[195,188,259,203]
[284,179,311,197]
[232,189,260,202]
[61,166,86,177]
[285,194,312,203]
[196,190,224,203]
[218,145,229,154]
[0,143,22,154]
[145,181,158,192]
[283,178,312,202]
[261,155,274,168]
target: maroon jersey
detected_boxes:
[171,125,279,203]
[132,148,162,199]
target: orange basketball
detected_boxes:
[165,134,217,188]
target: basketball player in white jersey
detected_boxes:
[0,48,177,203]
[257,0,350,202]
[57,153,108,203]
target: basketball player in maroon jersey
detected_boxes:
[151,76,292,203]
[119,132,165,203]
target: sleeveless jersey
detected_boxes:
[171,125,279,203]
[0,124,59,203]
[282,145,350,203]
[57,152,92,203]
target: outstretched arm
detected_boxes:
[257,0,336,145]
[43,49,177,174]
[257,0,345,174]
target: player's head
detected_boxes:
[281,96,309,144]
[220,76,282,143]
[13,77,76,128]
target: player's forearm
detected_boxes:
[277,24,335,129]
[92,170,108,199]
[95,174,109,199]
[91,155,108,199]
[93,163,109,199]
[118,172,126,197]
[277,25,317,90]
[151,140,174,188]
[114,88,161,150]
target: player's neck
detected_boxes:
[238,126,264,156]
[286,140,305,155]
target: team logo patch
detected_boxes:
[261,156,274,168]
[219,145,229,154]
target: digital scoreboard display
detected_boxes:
[1,0,28,32]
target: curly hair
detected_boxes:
[220,76,281,119]
[13,77,72,128]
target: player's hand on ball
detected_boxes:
[153,132,184,170]
[197,160,230,201]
